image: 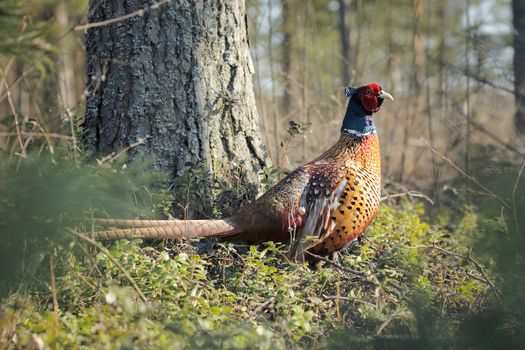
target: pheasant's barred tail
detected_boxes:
[93,218,191,228]
[91,219,237,240]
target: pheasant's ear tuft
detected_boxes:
[344,86,357,97]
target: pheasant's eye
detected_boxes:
[366,89,372,94]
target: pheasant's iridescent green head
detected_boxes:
[342,83,393,136]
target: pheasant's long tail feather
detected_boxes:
[92,218,189,228]
[90,219,238,240]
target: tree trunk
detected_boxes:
[281,0,294,116]
[337,0,352,85]
[513,0,525,134]
[83,0,270,214]
[56,1,77,112]
[399,0,424,182]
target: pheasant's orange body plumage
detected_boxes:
[301,133,382,257]
[90,83,393,263]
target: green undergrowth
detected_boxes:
[0,202,497,349]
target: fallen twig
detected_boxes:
[375,311,410,336]
[305,251,364,275]
[253,297,274,314]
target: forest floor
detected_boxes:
[0,199,504,349]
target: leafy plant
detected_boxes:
[0,201,498,349]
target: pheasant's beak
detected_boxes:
[378,90,394,101]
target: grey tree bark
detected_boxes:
[513,0,525,134]
[83,0,270,213]
[281,0,292,115]
[337,0,352,85]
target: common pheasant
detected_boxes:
[90,83,393,263]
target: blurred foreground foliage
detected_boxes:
[2,170,523,349]
[0,0,56,72]
[0,151,166,297]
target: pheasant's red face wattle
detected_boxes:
[358,83,383,113]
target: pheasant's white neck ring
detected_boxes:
[342,127,377,137]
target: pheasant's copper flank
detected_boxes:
[310,134,381,254]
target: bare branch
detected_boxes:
[97,135,151,165]
[381,191,434,205]
[421,137,511,208]
[411,244,502,306]
[438,61,517,97]
[0,132,74,140]
[0,73,25,157]
[471,120,525,157]
[74,0,172,32]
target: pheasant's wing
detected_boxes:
[309,161,380,256]
[288,160,370,261]
[285,161,347,260]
